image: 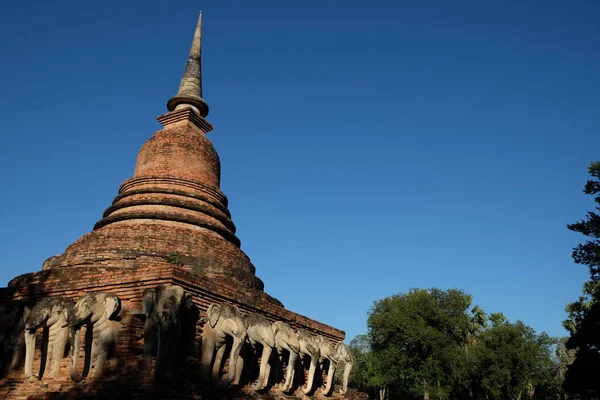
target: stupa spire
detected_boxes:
[167,11,209,117]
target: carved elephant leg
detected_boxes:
[24,330,38,382]
[272,348,282,385]
[233,351,244,386]
[141,327,156,375]
[264,357,272,387]
[322,360,337,395]
[9,342,24,373]
[253,345,272,391]
[92,329,113,379]
[200,337,215,383]
[226,335,245,386]
[303,353,319,395]
[263,347,275,388]
[211,344,226,383]
[246,340,256,375]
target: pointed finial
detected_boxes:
[167,11,209,117]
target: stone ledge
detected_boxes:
[102,197,237,233]
[1,264,344,340]
[157,107,214,133]
[119,176,229,208]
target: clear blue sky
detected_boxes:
[0,1,598,342]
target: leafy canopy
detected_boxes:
[563,161,600,398]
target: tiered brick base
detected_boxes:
[0,263,345,399]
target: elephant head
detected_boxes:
[24,297,74,382]
[0,301,30,376]
[314,335,353,395]
[201,302,246,386]
[296,329,321,395]
[0,304,20,341]
[0,302,27,346]
[335,341,353,395]
[70,291,120,382]
[142,284,192,380]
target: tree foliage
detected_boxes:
[349,288,561,400]
[368,288,472,399]
[471,320,554,399]
[563,161,600,398]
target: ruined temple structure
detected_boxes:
[0,12,351,400]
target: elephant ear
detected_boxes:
[337,342,351,361]
[207,303,221,328]
[21,306,31,324]
[60,307,71,328]
[335,341,343,357]
[104,295,121,319]
[183,292,193,310]
[142,289,155,317]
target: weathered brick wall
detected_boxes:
[0,263,346,399]
[44,220,265,294]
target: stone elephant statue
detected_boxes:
[0,301,30,376]
[70,291,121,382]
[240,312,275,391]
[24,296,74,382]
[315,335,353,395]
[201,302,246,386]
[272,321,300,393]
[142,284,192,381]
[296,328,321,395]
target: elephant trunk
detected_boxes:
[226,335,244,386]
[340,360,353,395]
[24,330,38,383]
[155,331,171,380]
[70,327,84,382]
[303,353,319,395]
[282,350,297,393]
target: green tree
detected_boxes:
[367,288,472,400]
[535,337,575,400]
[476,321,554,399]
[489,312,509,327]
[345,334,386,399]
[563,161,600,398]
[350,289,556,400]
[471,320,554,400]
[465,305,488,399]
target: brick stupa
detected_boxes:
[0,12,345,399]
